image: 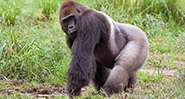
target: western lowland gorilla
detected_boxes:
[59,0,148,97]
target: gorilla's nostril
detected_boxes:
[68,25,76,34]
[68,25,74,29]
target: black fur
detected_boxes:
[67,10,109,96]
[93,61,110,91]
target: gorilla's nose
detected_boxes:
[68,25,75,30]
[68,25,76,34]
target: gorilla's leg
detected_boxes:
[93,62,110,91]
[103,66,129,95]
[103,41,145,95]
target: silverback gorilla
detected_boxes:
[59,0,148,97]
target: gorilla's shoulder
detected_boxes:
[116,23,148,41]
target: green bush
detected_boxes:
[95,0,185,25]
[38,0,61,19]
[0,34,69,83]
[0,0,23,25]
[0,22,69,84]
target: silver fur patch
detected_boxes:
[98,11,119,55]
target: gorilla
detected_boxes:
[59,0,148,97]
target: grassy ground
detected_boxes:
[0,0,185,98]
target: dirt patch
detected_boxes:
[0,67,181,97]
[0,80,68,97]
[141,68,177,76]
[175,61,185,69]
[25,85,67,96]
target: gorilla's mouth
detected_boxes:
[68,30,77,38]
[69,28,76,33]
[68,29,77,35]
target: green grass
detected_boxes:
[0,0,69,84]
[0,0,23,25]
[38,0,61,19]
[138,71,163,83]
[0,0,185,98]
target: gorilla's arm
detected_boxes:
[67,11,102,96]
[67,33,99,96]
[116,23,149,71]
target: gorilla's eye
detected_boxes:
[76,8,81,13]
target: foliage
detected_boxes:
[0,0,23,25]
[38,0,61,19]
[96,0,185,25]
